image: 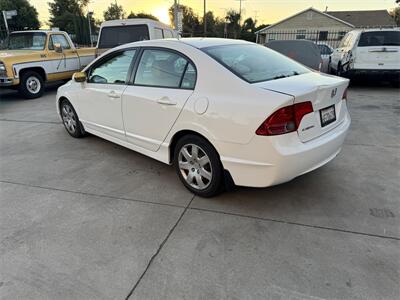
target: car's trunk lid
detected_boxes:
[254,72,349,142]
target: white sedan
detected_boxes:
[56,38,351,197]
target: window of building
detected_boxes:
[318,31,328,41]
[296,29,306,40]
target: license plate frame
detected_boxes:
[320,105,336,127]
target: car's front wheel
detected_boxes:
[174,135,223,197]
[60,99,85,138]
[19,71,44,99]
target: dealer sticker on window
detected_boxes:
[320,105,336,127]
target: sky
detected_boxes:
[31,0,397,28]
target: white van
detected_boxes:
[330,28,400,85]
[96,18,178,56]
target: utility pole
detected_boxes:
[254,10,258,23]
[2,11,9,36]
[174,0,178,30]
[87,11,93,47]
[236,0,246,23]
[203,0,207,37]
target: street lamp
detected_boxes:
[87,11,94,47]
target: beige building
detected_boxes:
[256,8,397,45]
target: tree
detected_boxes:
[127,12,158,21]
[169,4,201,37]
[48,0,88,33]
[0,0,40,30]
[240,17,257,42]
[226,10,241,39]
[103,2,125,21]
[390,6,400,25]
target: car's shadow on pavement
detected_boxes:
[0,81,64,102]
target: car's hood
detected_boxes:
[0,50,40,63]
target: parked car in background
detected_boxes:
[330,28,400,85]
[266,40,322,71]
[96,18,178,57]
[0,30,95,98]
[317,42,334,73]
[57,38,350,197]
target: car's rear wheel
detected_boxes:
[60,99,85,138]
[19,71,44,99]
[174,135,223,197]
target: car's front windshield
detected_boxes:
[203,44,310,83]
[6,32,46,50]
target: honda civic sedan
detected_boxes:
[56,38,351,197]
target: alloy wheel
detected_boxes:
[178,144,212,190]
[62,104,77,134]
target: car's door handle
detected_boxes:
[108,91,120,99]
[157,96,176,105]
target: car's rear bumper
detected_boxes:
[218,109,351,188]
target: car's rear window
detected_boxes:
[358,31,400,47]
[203,44,310,83]
[98,25,150,49]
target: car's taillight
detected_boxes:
[342,88,348,101]
[256,101,313,136]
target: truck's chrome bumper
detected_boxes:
[0,77,16,87]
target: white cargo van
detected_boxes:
[330,28,400,85]
[96,18,178,56]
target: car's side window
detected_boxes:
[134,49,196,89]
[48,34,71,50]
[181,63,196,89]
[163,30,173,38]
[154,28,163,39]
[88,50,136,84]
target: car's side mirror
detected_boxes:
[54,43,63,53]
[73,72,87,83]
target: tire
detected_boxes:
[174,135,223,197]
[337,62,343,77]
[60,99,85,138]
[19,70,44,99]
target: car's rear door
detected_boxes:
[122,48,196,151]
[354,30,400,70]
[77,49,137,140]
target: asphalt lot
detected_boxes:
[0,83,399,299]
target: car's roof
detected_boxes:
[10,30,66,34]
[100,18,171,28]
[112,38,254,52]
[349,28,400,33]
[179,38,252,49]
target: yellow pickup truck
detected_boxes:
[0,30,95,98]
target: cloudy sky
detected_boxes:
[31,0,396,27]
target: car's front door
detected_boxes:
[122,48,196,151]
[78,49,137,140]
[47,33,79,79]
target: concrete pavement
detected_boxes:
[0,83,399,299]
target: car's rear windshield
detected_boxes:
[358,31,400,47]
[203,44,310,83]
[98,25,150,49]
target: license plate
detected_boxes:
[320,105,336,127]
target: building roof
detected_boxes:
[255,7,354,33]
[326,10,396,27]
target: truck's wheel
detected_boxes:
[19,71,44,99]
